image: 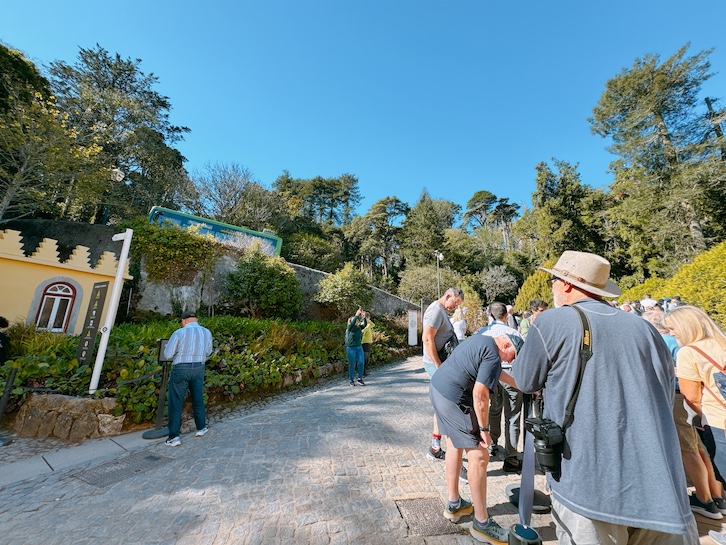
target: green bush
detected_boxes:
[314,262,374,318]
[0,315,416,425]
[224,247,304,319]
[513,260,554,312]
[617,242,725,326]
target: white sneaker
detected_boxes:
[195,427,209,437]
[165,436,181,446]
[709,531,726,545]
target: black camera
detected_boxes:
[525,417,564,474]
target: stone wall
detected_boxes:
[135,257,419,319]
[12,394,125,442]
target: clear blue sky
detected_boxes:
[3,1,726,218]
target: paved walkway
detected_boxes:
[0,356,721,544]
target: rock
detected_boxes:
[98,414,125,436]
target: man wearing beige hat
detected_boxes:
[511,251,698,544]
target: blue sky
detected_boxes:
[3,1,726,219]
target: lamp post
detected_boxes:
[434,250,443,298]
[101,168,125,225]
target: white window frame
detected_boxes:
[35,283,76,332]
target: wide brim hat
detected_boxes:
[539,251,621,298]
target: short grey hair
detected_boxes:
[445,287,464,300]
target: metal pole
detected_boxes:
[89,228,134,394]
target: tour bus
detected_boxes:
[147,206,282,256]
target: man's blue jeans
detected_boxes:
[167,363,206,439]
[347,346,365,380]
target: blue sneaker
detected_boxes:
[470,517,508,544]
[443,497,473,522]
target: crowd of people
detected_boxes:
[422,249,725,545]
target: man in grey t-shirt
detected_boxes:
[422,287,464,459]
[511,251,698,544]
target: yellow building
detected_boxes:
[0,228,131,336]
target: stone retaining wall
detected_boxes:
[12,394,125,442]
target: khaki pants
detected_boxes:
[551,497,699,545]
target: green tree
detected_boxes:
[488,198,520,251]
[512,160,605,262]
[0,88,101,221]
[440,228,492,277]
[344,196,409,286]
[590,44,726,277]
[283,232,344,272]
[0,45,103,221]
[0,44,52,112]
[462,190,497,229]
[590,44,713,171]
[396,264,466,304]
[398,189,458,267]
[273,171,361,226]
[48,44,190,223]
[225,248,304,319]
[314,262,374,318]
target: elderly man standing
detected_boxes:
[430,332,522,544]
[163,310,214,447]
[511,251,698,544]
[423,287,464,459]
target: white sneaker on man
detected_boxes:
[195,427,209,437]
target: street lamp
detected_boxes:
[434,250,444,298]
[102,168,125,224]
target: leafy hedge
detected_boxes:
[619,241,726,326]
[0,315,417,424]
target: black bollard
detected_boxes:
[0,367,18,446]
[142,339,172,440]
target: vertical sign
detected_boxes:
[77,282,109,365]
[408,310,418,346]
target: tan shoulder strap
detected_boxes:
[687,344,726,410]
[687,344,726,372]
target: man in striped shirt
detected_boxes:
[163,310,214,446]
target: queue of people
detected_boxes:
[422,250,725,545]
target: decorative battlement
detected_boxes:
[0,229,130,278]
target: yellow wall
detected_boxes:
[0,229,131,336]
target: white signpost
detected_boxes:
[88,228,133,394]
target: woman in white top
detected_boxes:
[450,308,467,341]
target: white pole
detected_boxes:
[89,228,134,394]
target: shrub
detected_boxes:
[314,262,374,318]
[661,241,726,326]
[513,260,554,312]
[0,315,417,425]
[224,248,304,319]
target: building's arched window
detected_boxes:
[36,283,76,332]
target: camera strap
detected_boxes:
[562,304,593,430]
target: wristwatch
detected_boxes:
[479,425,490,432]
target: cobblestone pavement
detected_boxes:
[0,357,579,543]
